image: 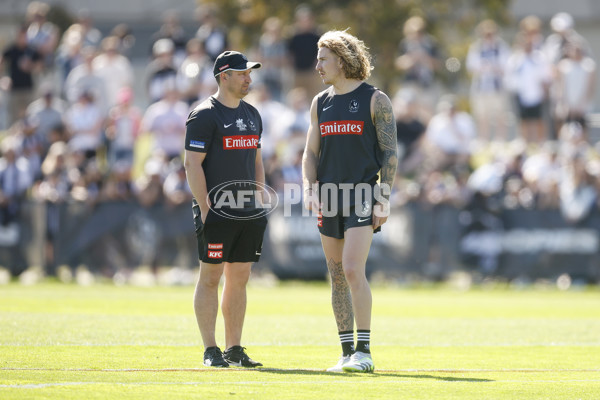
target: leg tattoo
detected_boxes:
[327,258,354,332]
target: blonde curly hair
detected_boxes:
[318,30,373,81]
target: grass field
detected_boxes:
[1,280,599,399]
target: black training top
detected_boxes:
[316,82,381,186]
[185,96,263,208]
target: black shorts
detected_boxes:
[517,99,543,120]
[318,208,381,239]
[193,205,268,264]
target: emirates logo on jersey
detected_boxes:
[223,135,259,149]
[319,120,364,136]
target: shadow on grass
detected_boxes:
[255,369,494,382]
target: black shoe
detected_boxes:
[223,346,263,367]
[203,346,229,368]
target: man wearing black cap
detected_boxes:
[184,51,266,368]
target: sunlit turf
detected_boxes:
[1,281,599,399]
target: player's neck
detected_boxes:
[214,89,242,109]
[331,79,362,95]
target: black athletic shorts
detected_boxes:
[318,207,381,239]
[517,99,543,120]
[193,204,268,264]
[317,185,382,239]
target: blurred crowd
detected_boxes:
[0,2,599,273]
[390,12,599,227]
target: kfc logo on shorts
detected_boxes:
[223,135,259,149]
[319,120,364,136]
[208,243,223,250]
[208,250,223,259]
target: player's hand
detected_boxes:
[200,198,211,224]
[372,201,390,229]
[303,188,321,213]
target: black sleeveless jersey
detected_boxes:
[316,82,381,186]
[185,96,262,207]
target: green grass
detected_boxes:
[1,281,599,399]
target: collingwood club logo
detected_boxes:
[236,118,247,131]
[349,99,359,113]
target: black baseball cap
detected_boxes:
[213,51,261,77]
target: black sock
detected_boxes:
[338,330,355,356]
[356,329,370,353]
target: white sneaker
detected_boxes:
[326,355,351,372]
[342,351,374,373]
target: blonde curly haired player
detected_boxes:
[302,29,398,373]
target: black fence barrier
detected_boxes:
[2,201,599,282]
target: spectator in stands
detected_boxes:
[543,12,592,66]
[135,155,166,208]
[0,74,8,130]
[64,46,108,113]
[35,141,71,272]
[176,38,215,105]
[560,150,598,224]
[76,9,102,49]
[287,4,323,98]
[70,157,103,205]
[140,82,188,160]
[92,36,134,109]
[505,30,552,144]
[519,15,544,51]
[257,16,288,101]
[14,116,44,182]
[263,151,285,193]
[394,16,442,119]
[24,1,59,73]
[274,86,311,154]
[105,86,142,165]
[195,4,228,61]
[247,82,288,159]
[0,137,33,276]
[423,168,471,208]
[101,160,135,202]
[151,10,188,68]
[55,23,85,91]
[424,95,476,171]
[64,90,105,159]
[1,25,43,126]
[521,141,562,209]
[466,19,511,141]
[0,137,34,226]
[110,23,136,58]
[554,39,596,140]
[280,146,304,187]
[26,84,67,150]
[393,89,426,174]
[146,38,178,104]
[163,157,192,208]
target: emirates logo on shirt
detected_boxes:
[319,120,364,136]
[223,135,259,149]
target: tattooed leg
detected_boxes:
[321,235,354,331]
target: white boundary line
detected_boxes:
[2,367,600,373]
[3,379,600,389]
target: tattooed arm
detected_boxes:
[371,90,398,228]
